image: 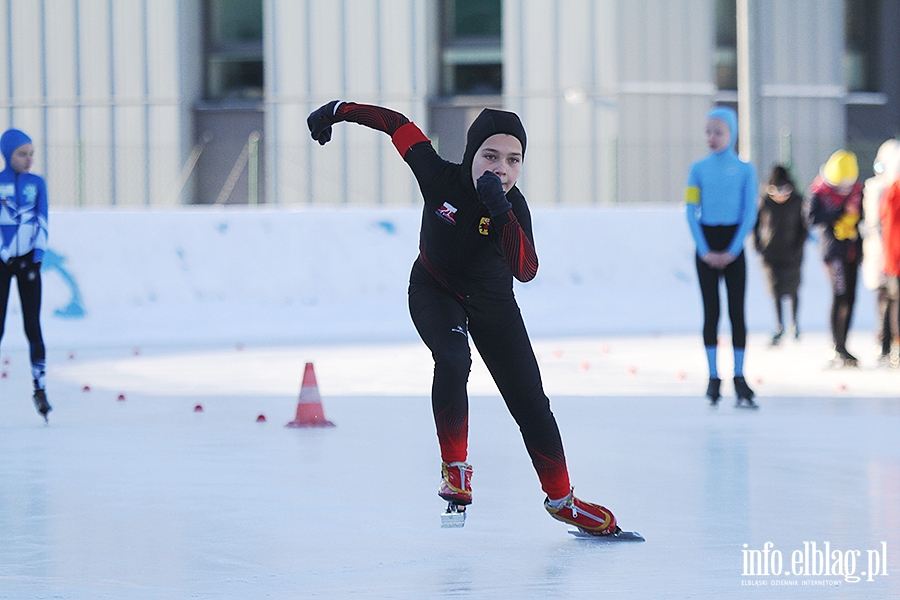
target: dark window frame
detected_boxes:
[203,0,264,101]
[439,0,503,96]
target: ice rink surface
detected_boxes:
[2,331,899,599]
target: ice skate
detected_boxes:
[828,348,859,369]
[439,461,472,528]
[544,489,618,536]
[733,376,758,410]
[770,329,783,346]
[33,389,51,422]
[438,461,472,505]
[706,377,721,406]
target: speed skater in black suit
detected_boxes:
[308,100,630,536]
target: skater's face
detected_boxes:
[766,184,793,204]
[9,143,34,173]
[705,118,730,153]
[471,134,523,192]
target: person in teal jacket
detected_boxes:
[685,106,759,408]
[0,128,51,421]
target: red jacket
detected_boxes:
[881,179,900,277]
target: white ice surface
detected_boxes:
[0,206,897,597]
[2,332,899,599]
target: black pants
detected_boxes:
[0,252,45,368]
[408,281,570,499]
[825,260,858,354]
[877,277,900,355]
[696,225,747,349]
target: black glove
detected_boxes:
[476,171,512,217]
[307,100,341,145]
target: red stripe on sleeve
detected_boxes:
[392,122,431,158]
[499,211,539,282]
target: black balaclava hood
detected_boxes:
[460,108,527,191]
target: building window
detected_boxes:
[845,0,878,92]
[205,0,264,100]
[440,0,502,96]
[714,0,737,91]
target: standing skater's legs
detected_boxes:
[0,261,12,347]
[0,258,50,420]
[15,257,46,388]
[14,257,50,420]
[696,255,722,403]
[876,285,892,362]
[885,276,900,367]
[723,252,748,362]
[826,260,859,365]
[723,253,756,408]
[772,294,785,345]
[789,291,800,339]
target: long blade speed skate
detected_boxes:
[440,502,466,528]
[568,528,645,542]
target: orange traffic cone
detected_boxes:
[286,362,335,427]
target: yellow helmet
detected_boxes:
[823,150,859,187]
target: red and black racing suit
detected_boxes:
[333,102,571,499]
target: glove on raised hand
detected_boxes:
[476,171,512,217]
[307,100,341,145]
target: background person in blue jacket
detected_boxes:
[685,106,759,409]
[0,128,51,422]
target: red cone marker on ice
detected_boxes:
[286,362,335,428]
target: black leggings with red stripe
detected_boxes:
[408,279,571,500]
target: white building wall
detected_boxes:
[756,0,846,188]
[615,0,715,204]
[265,0,430,206]
[504,0,619,206]
[0,0,858,208]
[0,0,196,207]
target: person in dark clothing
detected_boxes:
[806,150,864,367]
[308,100,622,536]
[753,165,807,345]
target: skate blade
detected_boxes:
[440,504,466,528]
[568,528,645,542]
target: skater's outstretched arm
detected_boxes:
[307,100,429,159]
